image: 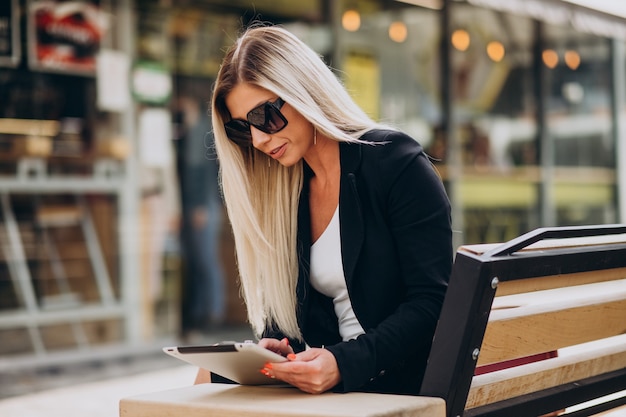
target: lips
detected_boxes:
[269,144,286,159]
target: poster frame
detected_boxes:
[26,0,109,76]
[0,0,21,68]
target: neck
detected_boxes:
[304,135,340,184]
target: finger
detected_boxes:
[271,350,340,394]
[267,362,329,394]
[261,360,296,381]
[257,338,277,349]
[258,338,294,357]
[260,364,276,379]
[258,338,284,354]
[276,340,295,356]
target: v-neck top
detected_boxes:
[309,205,365,341]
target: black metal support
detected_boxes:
[419,225,626,417]
[482,224,626,257]
[464,368,626,417]
[419,252,497,416]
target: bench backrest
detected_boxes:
[419,224,626,417]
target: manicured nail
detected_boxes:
[264,362,273,369]
[287,353,296,361]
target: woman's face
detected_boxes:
[225,83,314,167]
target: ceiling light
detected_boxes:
[542,49,559,69]
[486,41,505,62]
[451,29,470,51]
[389,21,408,43]
[564,50,581,70]
[342,10,361,32]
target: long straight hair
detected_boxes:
[212,25,385,339]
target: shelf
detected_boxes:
[0,177,125,193]
[0,304,126,328]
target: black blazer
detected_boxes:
[263,129,452,395]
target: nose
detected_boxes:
[250,127,271,149]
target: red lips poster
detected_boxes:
[28,0,110,74]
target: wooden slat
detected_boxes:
[495,267,626,296]
[466,334,626,409]
[478,279,626,366]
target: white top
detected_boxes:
[309,206,366,341]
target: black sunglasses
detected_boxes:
[224,97,288,147]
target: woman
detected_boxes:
[196,24,452,396]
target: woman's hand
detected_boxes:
[261,348,341,394]
[258,337,294,356]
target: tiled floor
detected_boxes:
[0,326,255,417]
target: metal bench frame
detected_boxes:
[420,224,626,417]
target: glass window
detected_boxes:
[543,24,616,226]
[450,5,538,244]
[336,1,442,147]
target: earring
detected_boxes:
[314,128,317,145]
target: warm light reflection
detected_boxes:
[486,41,505,62]
[451,29,470,51]
[342,10,361,32]
[389,21,408,43]
[564,50,581,70]
[542,49,559,69]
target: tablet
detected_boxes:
[163,341,288,385]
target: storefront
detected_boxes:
[0,0,625,368]
[334,0,626,248]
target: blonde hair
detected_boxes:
[212,25,384,339]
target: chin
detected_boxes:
[277,159,297,167]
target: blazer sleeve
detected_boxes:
[326,130,452,392]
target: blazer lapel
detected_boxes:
[296,163,313,331]
[339,142,364,291]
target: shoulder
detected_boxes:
[340,128,435,192]
[361,128,420,145]
[358,129,427,171]
[359,129,424,159]
[339,128,424,167]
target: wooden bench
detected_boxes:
[420,224,626,417]
[120,224,626,417]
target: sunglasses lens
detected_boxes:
[224,99,288,147]
[249,102,287,134]
[224,120,252,147]
[266,104,288,132]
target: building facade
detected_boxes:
[0,0,625,368]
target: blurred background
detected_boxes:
[1,0,626,404]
